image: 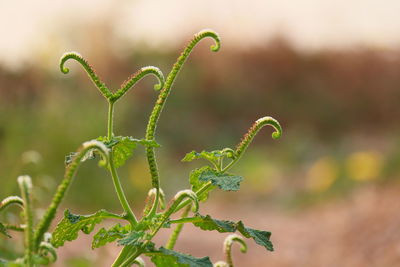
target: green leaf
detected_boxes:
[198,169,243,191]
[98,136,159,168]
[117,231,145,246]
[193,215,236,232]
[192,214,273,251]
[182,149,235,165]
[0,222,10,238]
[52,209,111,248]
[151,247,212,267]
[189,167,216,202]
[92,223,130,249]
[237,222,273,251]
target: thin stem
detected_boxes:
[144,30,220,215]
[4,224,25,232]
[18,176,34,267]
[165,205,191,249]
[112,245,138,267]
[0,196,24,213]
[60,52,113,99]
[108,155,137,226]
[174,181,213,213]
[34,140,109,251]
[108,102,114,140]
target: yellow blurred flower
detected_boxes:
[346,151,383,181]
[306,156,338,192]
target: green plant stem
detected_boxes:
[174,181,213,212]
[33,141,109,251]
[165,205,191,249]
[18,176,34,267]
[0,196,24,213]
[112,246,138,267]
[145,30,220,216]
[108,102,114,140]
[108,155,137,226]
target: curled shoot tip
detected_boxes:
[224,234,247,254]
[81,140,110,166]
[39,242,57,263]
[255,116,282,140]
[132,256,145,267]
[235,116,282,157]
[112,66,165,102]
[59,52,112,99]
[0,196,24,212]
[148,188,166,210]
[17,175,32,190]
[193,29,221,52]
[223,234,247,267]
[173,190,199,213]
[59,52,83,74]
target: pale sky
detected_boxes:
[1,0,400,70]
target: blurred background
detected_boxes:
[1,0,400,266]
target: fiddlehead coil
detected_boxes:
[235,116,282,158]
[111,66,165,103]
[60,52,113,99]
[33,140,110,250]
[0,196,24,213]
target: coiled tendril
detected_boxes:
[214,234,247,267]
[33,140,110,250]
[144,30,220,216]
[60,52,113,99]
[60,52,165,103]
[235,116,282,158]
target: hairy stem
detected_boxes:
[33,141,109,250]
[165,205,191,249]
[145,30,220,215]
[18,176,34,267]
[60,52,113,99]
[0,196,24,213]
[222,116,282,172]
[110,66,164,103]
[108,102,115,140]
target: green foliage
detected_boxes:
[182,148,235,166]
[198,169,243,191]
[117,231,145,246]
[0,29,282,266]
[92,223,130,249]
[98,136,159,168]
[193,214,273,251]
[151,247,213,267]
[52,209,113,248]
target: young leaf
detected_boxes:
[189,167,216,202]
[117,231,145,246]
[182,149,235,165]
[92,223,130,249]
[52,209,112,248]
[192,214,273,251]
[198,169,243,191]
[236,222,274,251]
[151,247,212,267]
[98,136,159,168]
[0,222,11,238]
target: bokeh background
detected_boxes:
[1,1,400,266]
